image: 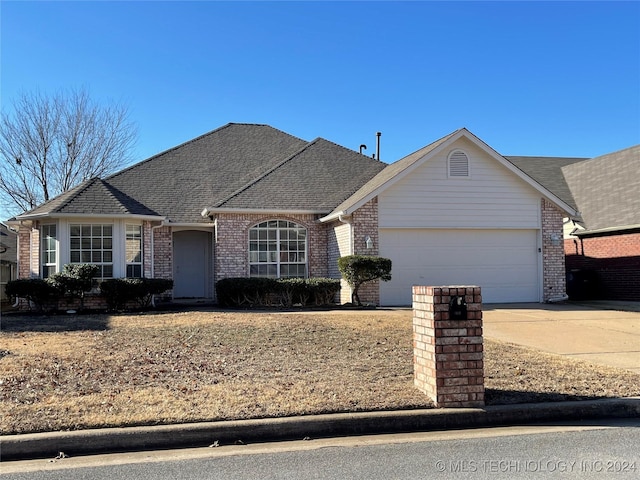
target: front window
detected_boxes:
[249,220,307,278]
[41,224,57,278]
[70,224,113,278]
[125,224,143,277]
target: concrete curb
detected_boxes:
[2,397,639,461]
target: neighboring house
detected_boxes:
[7,123,578,306]
[560,145,640,301]
[0,223,18,303]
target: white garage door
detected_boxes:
[379,229,540,305]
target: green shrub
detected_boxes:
[100,278,174,311]
[277,278,310,307]
[99,278,134,311]
[338,255,392,306]
[48,264,100,310]
[215,277,277,308]
[215,277,341,308]
[306,277,341,305]
[143,278,174,296]
[5,278,59,311]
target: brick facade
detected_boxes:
[349,198,380,305]
[17,224,34,279]
[151,225,172,279]
[213,212,328,285]
[565,231,640,301]
[541,198,567,302]
[13,194,570,308]
[412,285,485,408]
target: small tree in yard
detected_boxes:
[338,255,392,306]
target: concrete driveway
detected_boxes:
[483,302,640,374]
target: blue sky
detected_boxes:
[2,1,639,176]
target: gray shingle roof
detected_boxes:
[62,179,159,216]
[16,121,635,231]
[17,123,385,223]
[106,123,311,223]
[561,144,640,233]
[505,156,588,211]
[17,178,159,218]
[215,138,386,212]
[20,179,95,217]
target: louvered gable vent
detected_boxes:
[448,150,470,177]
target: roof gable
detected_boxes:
[322,128,579,221]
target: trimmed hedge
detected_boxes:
[100,278,174,311]
[6,270,174,312]
[215,277,340,308]
[4,278,58,311]
[48,264,100,309]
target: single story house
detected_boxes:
[8,123,580,306]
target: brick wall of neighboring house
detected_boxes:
[541,199,567,302]
[327,219,352,304]
[350,197,380,306]
[213,212,328,287]
[565,231,640,301]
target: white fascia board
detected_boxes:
[321,130,469,221]
[166,222,216,228]
[13,213,166,222]
[329,128,578,219]
[576,223,640,236]
[202,207,329,216]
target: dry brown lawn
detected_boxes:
[1,308,639,435]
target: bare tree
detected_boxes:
[0,88,137,214]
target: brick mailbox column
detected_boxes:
[412,285,484,408]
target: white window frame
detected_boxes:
[41,223,58,278]
[125,224,143,278]
[69,223,114,279]
[248,220,308,278]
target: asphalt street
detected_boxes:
[2,418,639,479]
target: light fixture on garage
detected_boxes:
[365,235,374,250]
[550,232,562,246]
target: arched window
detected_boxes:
[448,149,470,178]
[248,220,307,278]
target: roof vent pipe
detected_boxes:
[359,144,367,155]
[376,132,381,162]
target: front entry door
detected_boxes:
[173,230,211,298]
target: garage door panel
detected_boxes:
[380,229,539,305]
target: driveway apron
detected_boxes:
[483,302,640,374]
